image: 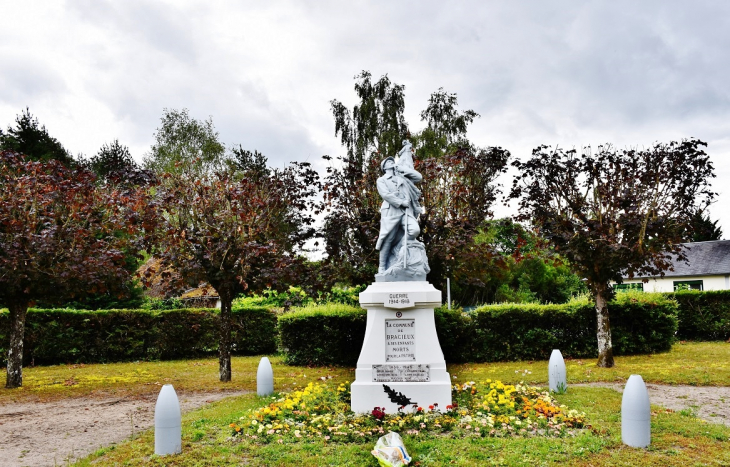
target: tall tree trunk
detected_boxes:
[6,300,29,388]
[595,285,615,368]
[218,291,232,382]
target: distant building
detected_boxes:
[616,240,730,292]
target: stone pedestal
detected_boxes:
[351,281,452,414]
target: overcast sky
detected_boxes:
[2,1,729,239]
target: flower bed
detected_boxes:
[229,380,586,443]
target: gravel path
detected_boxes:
[582,382,730,426]
[0,390,248,467]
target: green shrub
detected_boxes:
[233,287,313,309]
[278,303,366,366]
[1,289,696,367]
[317,285,367,307]
[668,290,730,340]
[140,297,187,310]
[0,307,277,365]
[434,306,474,363]
[278,293,677,366]
[469,301,593,362]
[606,292,679,355]
[470,292,678,361]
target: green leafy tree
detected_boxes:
[0,150,152,387]
[510,140,716,367]
[322,71,409,283]
[0,108,73,166]
[146,152,320,382]
[683,210,723,242]
[461,219,586,305]
[226,145,271,181]
[87,139,154,187]
[143,108,226,176]
[416,87,479,157]
[322,73,509,293]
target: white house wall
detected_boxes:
[620,275,730,292]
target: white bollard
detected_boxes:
[622,374,651,448]
[155,384,182,455]
[548,349,567,393]
[257,357,274,396]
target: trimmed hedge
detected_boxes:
[2,289,726,367]
[279,294,679,365]
[0,307,277,365]
[278,304,367,366]
[465,293,678,362]
[668,290,730,341]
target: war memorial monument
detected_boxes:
[351,140,452,413]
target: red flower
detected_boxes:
[371,407,386,420]
[428,405,435,410]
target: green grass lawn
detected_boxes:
[74,387,730,466]
[449,341,730,387]
[2,341,729,466]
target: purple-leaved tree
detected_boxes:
[146,156,320,382]
[0,150,152,387]
[510,140,716,367]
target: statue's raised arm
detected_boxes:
[374,140,430,282]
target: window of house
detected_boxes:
[614,283,644,292]
[673,280,703,291]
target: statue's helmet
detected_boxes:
[380,156,395,173]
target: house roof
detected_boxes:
[632,240,730,278]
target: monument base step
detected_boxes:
[350,380,452,414]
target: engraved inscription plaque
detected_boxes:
[385,319,416,362]
[384,293,413,309]
[372,364,431,382]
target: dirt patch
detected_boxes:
[0,390,248,467]
[581,383,730,426]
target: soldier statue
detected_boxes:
[375,140,430,282]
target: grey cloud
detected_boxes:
[0,59,67,106]
[67,0,199,63]
[5,0,730,234]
